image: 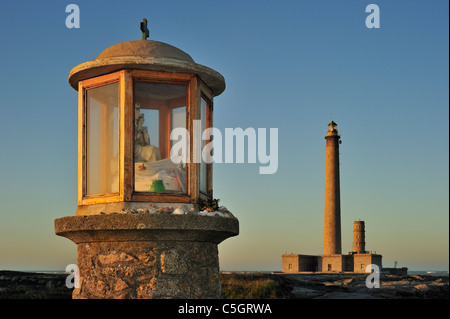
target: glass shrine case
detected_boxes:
[78,70,213,206]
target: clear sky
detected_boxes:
[0,0,448,271]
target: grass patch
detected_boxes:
[220,272,294,299]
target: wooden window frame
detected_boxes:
[78,71,124,205]
[129,70,196,203]
[198,79,214,200]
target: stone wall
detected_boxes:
[55,214,239,299]
[282,254,319,273]
[298,255,319,272]
[75,240,220,299]
[283,253,383,273]
[282,255,300,273]
[353,254,382,273]
[321,255,343,272]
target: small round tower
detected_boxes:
[353,220,366,254]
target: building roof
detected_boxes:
[68,39,225,96]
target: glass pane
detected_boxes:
[170,105,187,160]
[200,97,209,193]
[86,82,119,195]
[171,106,186,149]
[134,81,187,193]
[136,108,159,148]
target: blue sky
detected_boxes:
[0,1,448,271]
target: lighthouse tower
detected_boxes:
[282,120,385,274]
[323,121,342,255]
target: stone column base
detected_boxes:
[54,214,239,299]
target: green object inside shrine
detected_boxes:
[149,179,165,192]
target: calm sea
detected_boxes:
[224,270,449,276]
[20,270,450,276]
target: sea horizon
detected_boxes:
[2,269,448,276]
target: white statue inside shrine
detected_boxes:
[133,103,186,193]
[134,105,161,162]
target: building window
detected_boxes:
[361,264,364,270]
[328,264,332,271]
[288,264,292,270]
